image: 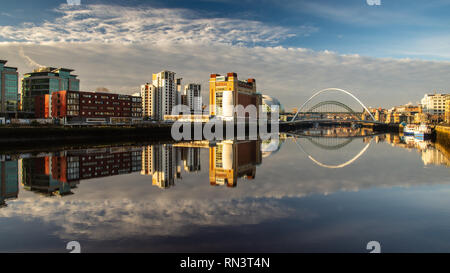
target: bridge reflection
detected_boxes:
[0,130,449,206]
[288,126,374,169]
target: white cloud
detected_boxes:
[2,42,450,109]
[0,4,449,109]
[0,198,294,240]
[0,4,314,46]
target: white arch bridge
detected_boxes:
[289,88,377,123]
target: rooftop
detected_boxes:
[31,67,75,73]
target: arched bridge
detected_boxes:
[306,100,359,114]
[291,88,376,123]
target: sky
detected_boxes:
[1,0,450,109]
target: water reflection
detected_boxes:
[0,128,449,207]
[0,157,18,207]
[209,140,262,187]
[0,127,450,252]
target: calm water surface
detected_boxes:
[0,128,449,252]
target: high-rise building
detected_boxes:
[184,83,202,114]
[209,73,262,120]
[21,67,80,114]
[176,78,182,106]
[421,93,447,115]
[141,71,179,120]
[0,60,19,116]
[140,83,158,119]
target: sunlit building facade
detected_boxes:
[21,67,80,114]
[445,95,450,124]
[35,90,142,124]
[209,73,262,120]
[140,71,179,121]
[0,60,19,116]
[421,93,447,116]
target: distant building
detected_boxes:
[35,90,142,124]
[373,108,387,123]
[184,83,202,114]
[445,95,450,124]
[209,73,262,120]
[0,60,19,116]
[414,112,429,124]
[22,67,80,114]
[140,70,179,121]
[421,93,447,115]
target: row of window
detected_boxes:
[81,100,133,106]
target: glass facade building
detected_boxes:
[21,67,80,113]
[0,60,19,116]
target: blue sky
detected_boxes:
[1,0,450,108]
[2,0,450,60]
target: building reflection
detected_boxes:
[141,144,203,189]
[141,145,179,189]
[3,132,447,202]
[301,126,373,137]
[0,156,18,207]
[379,133,450,167]
[21,146,142,197]
[209,140,262,187]
[22,156,79,196]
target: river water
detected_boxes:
[0,127,449,252]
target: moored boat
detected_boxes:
[414,124,432,140]
[403,124,416,136]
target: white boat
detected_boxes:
[403,124,416,136]
[414,124,432,140]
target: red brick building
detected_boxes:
[35,95,50,118]
[35,90,142,124]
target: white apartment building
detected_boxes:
[141,70,179,120]
[421,93,447,115]
[184,83,202,114]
